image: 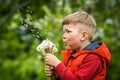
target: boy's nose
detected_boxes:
[62,33,66,39]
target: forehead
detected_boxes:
[63,23,82,30]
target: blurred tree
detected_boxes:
[0,0,120,80]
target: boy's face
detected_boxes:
[62,23,84,50]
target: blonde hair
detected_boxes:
[62,11,96,41]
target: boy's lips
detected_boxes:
[63,42,67,45]
[63,40,68,45]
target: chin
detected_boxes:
[65,46,73,50]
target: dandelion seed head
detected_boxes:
[36,39,57,54]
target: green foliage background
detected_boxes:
[0,0,120,80]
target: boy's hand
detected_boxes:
[44,53,61,67]
[45,65,54,77]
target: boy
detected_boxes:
[44,11,111,80]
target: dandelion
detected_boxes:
[36,39,57,80]
[36,39,57,54]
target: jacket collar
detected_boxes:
[83,41,100,50]
[71,41,100,57]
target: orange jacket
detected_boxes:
[59,42,111,80]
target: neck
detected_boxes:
[76,40,91,52]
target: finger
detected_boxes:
[44,55,50,60]
[45,70,52,77]
[45,69,53,73]
[45,59,49,64]
[45,65,53,71]
[50,66,54,70]
[45,71,53,76]
[45,68,50,71]
[45,69,54,75]
[45,66,50,69]
[45,64,50,68]
[45,65,54,70]
[45,73,52,77]
[45,65,53,70]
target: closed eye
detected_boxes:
[66,29,71,33]
[63,28,72,34]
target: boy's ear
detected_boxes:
[81,31,89,40]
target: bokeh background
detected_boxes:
[0,0,120,80]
